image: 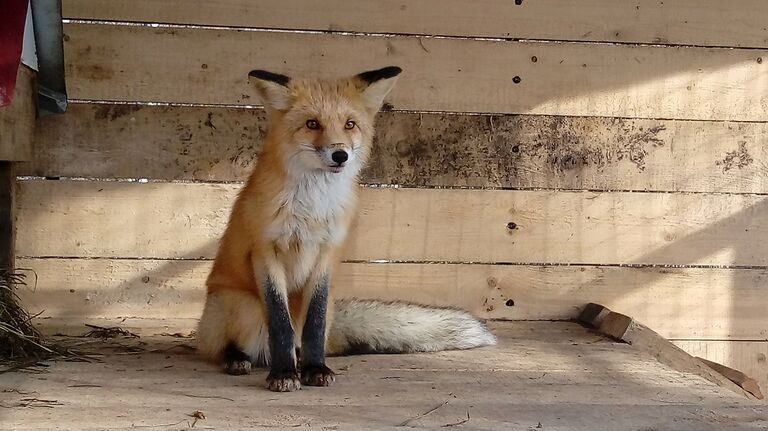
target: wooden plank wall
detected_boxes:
[16,1,768,389]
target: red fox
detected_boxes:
[196,66,496,392]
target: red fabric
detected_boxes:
[0,0,31,106]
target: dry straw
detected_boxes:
[0,270,52,361]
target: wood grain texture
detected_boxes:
[15,258,768,341]
[674,340,768,401]
[62,23,768,121]
[16,180,768,266]
[0,66,35,161]
[62,0,768,49]
[5,323,763,431]
[697,357,763,399]
[28,104,768,193]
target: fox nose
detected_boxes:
[331,150,348,165]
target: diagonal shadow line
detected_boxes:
[567,197,768,392]
[572,196,768,334]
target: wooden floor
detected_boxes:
[1,322,766,431]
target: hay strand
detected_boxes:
[0,270,51,360]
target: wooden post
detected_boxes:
[0,65,36,269]
[0,162,12,270]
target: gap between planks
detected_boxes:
[14,254,768,271]
[63,98,768,125]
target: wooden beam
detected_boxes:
[61,23,768,121]
[0,162,13,269]
[697,357,763,399]
[28,104,768,193]
[578,303,754,399]
[0,65,36,269]
[62,0,768,49]
[673,340,768,401]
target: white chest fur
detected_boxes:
[266,169,356,289]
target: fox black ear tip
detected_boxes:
[247,70,291,87]
[384,66,403,76]
[357,66,403,84]
[248,69,269,79]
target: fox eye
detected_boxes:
[345,120,356,130]
[306,119,320,130]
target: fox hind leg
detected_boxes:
[223,343,252,375]
[197,289,270,373]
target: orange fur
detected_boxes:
[197,68,496,388]
[197,68,400,365]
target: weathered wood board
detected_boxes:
[27,103,768,193]
[62,0,768,49]
[15,180,768,266]
[578,303,751,398]
[674,340,768,400]
[0,66,35,161]
[698,357,763,399]
[16,258,768,341]
[62,23,768,121]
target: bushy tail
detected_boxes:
[327,299,496,355]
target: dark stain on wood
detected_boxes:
[717,141,754,172]
[531,119,665,173]
[204,112,217,130]
[93,105,141,121]
[152,28,178,36]
[76,64,114,81]
[385,41,397,56]
[39,105,768,193]
[366,114,668,186]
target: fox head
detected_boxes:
[248,66,401,176]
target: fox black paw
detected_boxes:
[266,370,301,392]
[223,343,252,375]
[224,359,252,375]
[301,364,336,387]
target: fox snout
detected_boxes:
[318,144,353,173]
[331,150,348,165]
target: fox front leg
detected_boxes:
[300,274,335,386]
[262,275,301,392]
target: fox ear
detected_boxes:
[354,66,402,112]
[248,70,292,111]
